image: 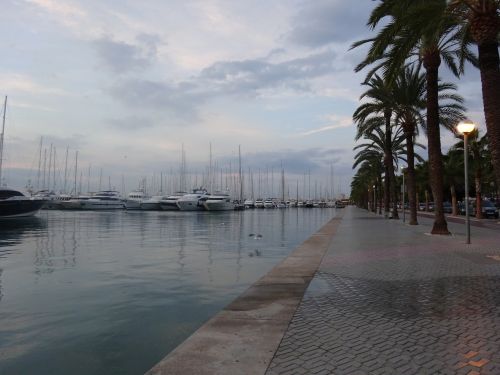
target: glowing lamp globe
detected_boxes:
[457,121,476,135]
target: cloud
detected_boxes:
[25,0,88,32]
[108,49,338,116]
[294,115,353,137]
[227,148,346,174]
[92,33,162,73]
[287,0,372,47]
[0,74,67,96]
[108,79,204,121]
[107,116,155,130]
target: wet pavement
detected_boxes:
[266,206,500,375]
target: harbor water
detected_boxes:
[0,208,336,375]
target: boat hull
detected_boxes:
[140,201,161,210]
[0,199,46,218]
[203,201,235,211]
[80,200,124,210]
[125,200,142,210]
[177,200,205,211]
[160,201,180,211]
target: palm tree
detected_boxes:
[392,66,426,224]
[443,149,464,215]
[449,0,500,189]
[353,126,408,215]
[415,161,431,211]
[353,75,399,219]
[453,129,490,218]
[352,0,475,234]
[394,65,466,221]
[351,159,383,212]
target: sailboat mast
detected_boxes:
[52,146,56,191]
[63,146,69,193]
[74,150,78,195]
[0,96,6,186]
[209,142,212,192]
[36,137,43,190]
[238,145,243,201]
[281,168,285,202]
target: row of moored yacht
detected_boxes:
[33,188,239,211]
[0,187,345,218]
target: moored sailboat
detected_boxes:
[0,96,46,218]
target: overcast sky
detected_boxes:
[0,0,486,195]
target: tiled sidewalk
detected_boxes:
[266,207,500,375]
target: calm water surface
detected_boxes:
[0,208,336,375]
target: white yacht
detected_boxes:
[276,201,287,208]
[159,191,187,211]
[59,194,91,209]
[254,199,264,208]
[176,188,209,211]
[80,191,124,210]
[33,190,57,209]
[263,199,275,209]
[125,190,148,210]
[203,192,234,211]
[244,199,255,208]
[140,195,162,210]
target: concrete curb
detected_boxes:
[145,211,344,375]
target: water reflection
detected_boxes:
[0,217,47,303]
[0,208,335,375]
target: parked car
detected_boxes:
[418,202,434,211]
[459,199,499,219]
[474,200,499,219]
[443,201,452,214]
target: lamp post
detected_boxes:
[401,166,405,223]
[457,121,476,244]
[373,184,376,213]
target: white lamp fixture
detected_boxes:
[457,121,476,135]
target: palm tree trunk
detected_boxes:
[404,127,418,224]
[378,178,383,215]
[372,187,376,213]
[424,51,449,234]
[425,190,429,211]
[477,39,500,191]
[451,185,458,216]
[383,111,392,218]
[390,167,399,219]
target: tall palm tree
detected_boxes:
[453,129,490,218]
[449,0,500,189]
[351,158,384,212]
[352,0,475,234]
[443,149,464,215]
[353,126,408,215]
[353,75,399,219]
[379,65,466,224]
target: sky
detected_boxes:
[0,0,487,197]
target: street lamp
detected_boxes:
[457,120,476,244]
[373,184,376,213]
[401,166,405,223]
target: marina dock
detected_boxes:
[147,206,500,375]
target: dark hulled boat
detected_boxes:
[0,188,46,218]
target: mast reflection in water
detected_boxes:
[0,208,335,375]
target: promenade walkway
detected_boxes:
[267,206,500,375]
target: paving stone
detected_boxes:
[266,207,500,375]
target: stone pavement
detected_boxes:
[266,206,500,375]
